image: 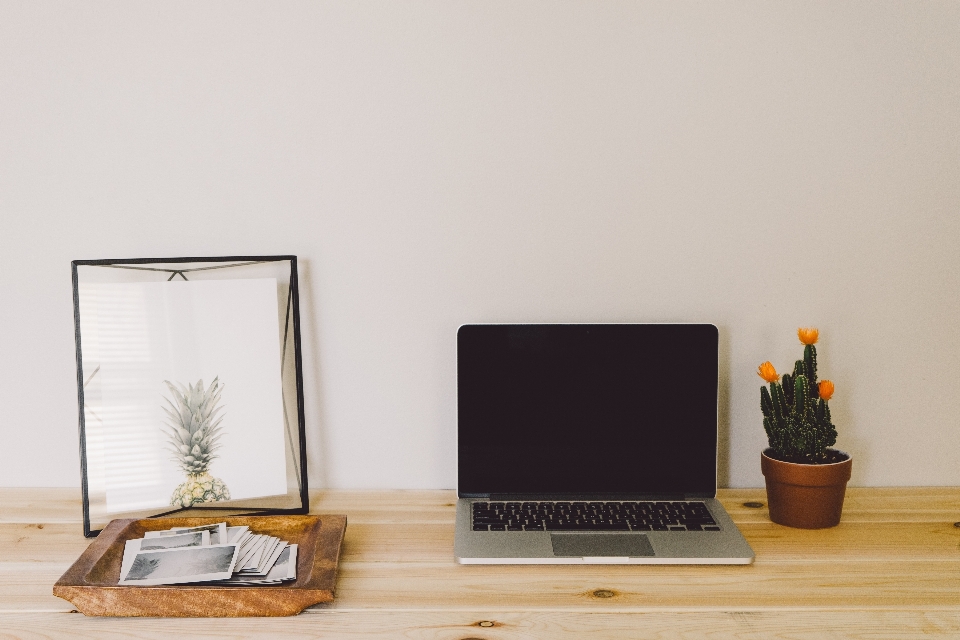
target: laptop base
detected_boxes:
[454,498,755,565]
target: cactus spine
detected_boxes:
[760,343,838,464]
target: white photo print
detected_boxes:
[139,531,208,551]
[119,545,239,586]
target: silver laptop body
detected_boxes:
[454,324,754,565]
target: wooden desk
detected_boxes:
[1,488,958,638]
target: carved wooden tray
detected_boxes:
[53,514,346,617]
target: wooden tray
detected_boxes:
[53,514,346,617]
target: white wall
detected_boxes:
[1,1,958,490]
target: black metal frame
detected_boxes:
[71,255,310,537]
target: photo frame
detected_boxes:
[71,256,309,537]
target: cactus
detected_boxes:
[759,337,838,464]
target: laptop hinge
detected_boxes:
[460,492,716,500]
[484,493,690,501]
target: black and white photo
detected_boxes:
[151,522,228,544]
[139,531,208,551]
[119,544,239,586]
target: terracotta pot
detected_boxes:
[760,448,852,529]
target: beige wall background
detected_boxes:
[1,1,958,489]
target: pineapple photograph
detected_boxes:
[162,377,231,507]
[76,276,290,518]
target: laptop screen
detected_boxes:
[458,324,719,498]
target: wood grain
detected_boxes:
[5,556,960,612]
[0,489,87,524]
[0,610,959,639]
[0,487,958,636]
[322,559,960,609]
[6,520,957,566]
[4,487,959,524]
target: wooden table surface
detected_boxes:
[1,487,959,639]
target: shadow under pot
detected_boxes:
[760,449,852,529]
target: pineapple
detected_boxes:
[161,377,231,507]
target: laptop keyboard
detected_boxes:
[471,501,721,532]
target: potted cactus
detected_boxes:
[757,328,851,528]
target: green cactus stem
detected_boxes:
[804,344,820,399]
[759,341,838,464]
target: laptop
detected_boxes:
[454,323,755,564]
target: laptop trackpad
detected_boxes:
[550,533,655,557]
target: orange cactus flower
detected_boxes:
[757,361,779,383]
[818,380,835,401]
[798,327,819,345]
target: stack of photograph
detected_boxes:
[118,522,297,586]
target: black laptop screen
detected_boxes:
[457,324,719,498]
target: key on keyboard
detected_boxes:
[470,500,721,532]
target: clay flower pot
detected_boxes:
[761,449,852,529]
